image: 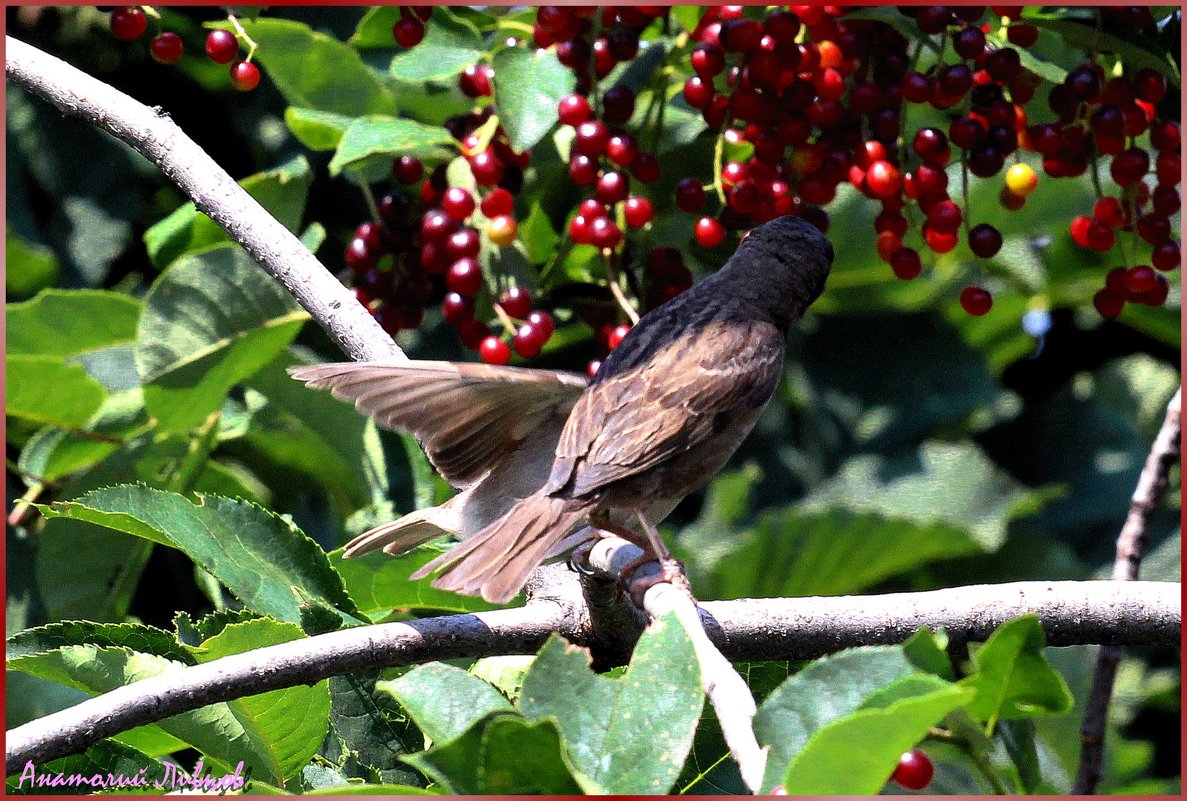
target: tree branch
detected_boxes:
[6,580,1178,774]
[4,35,403,364]
[1074,387,1181,795]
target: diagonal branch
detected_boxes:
[1073,387,1181,795]
[4,35,403,365]
[6,580,1179,774]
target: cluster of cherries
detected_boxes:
[106,6,260,91]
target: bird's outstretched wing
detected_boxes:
[289,360,587,488]
[548,317,784,497]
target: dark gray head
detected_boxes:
[716,214,835,330]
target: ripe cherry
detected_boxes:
[393,155,424,184]
[110,7,147,41]
[442,186,476,221]
[624,196,654,228]
[694,216,726,248]
[969,223,1003,258]
[150,32,184,64]
[479,336,511,365]
[446,258,483,295]
[487,214,518,247]
[229,61,261,92]
[960,286,994,316]
[393,17,426,48]
[676,178,707,212]
[205,30,238,64]
[891,750,935,791]
[497,286,532,319]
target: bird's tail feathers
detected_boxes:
[343,507,455,558]
[412,491,593,604]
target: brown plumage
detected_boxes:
[291,214,833,603]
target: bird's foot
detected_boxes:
[626,556,691,607]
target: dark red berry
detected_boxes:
[890,247,923,280]
[393,17,426,48]
[694,216,725,248]
[479,336,511,365]
[676,178,707,212]
[150,32,184,64]
[205,29,239,64]
[969,223,1003,258]
[442,186,476,221]
[497,286,532,319]
[446,257,483,295]
[891,750,935,791]
[229,61,261,92]
[393,155,424,184]
[513,322,549,358]
[624,196,654,228]
[960,286,993,315]
[110,7,147,41]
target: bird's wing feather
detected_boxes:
[549,319,784,497]
[289,360,588,488]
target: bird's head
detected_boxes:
[729,215,835,326]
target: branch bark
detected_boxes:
[6,580,1179,773]
[1074,387,1181,795]
[4,35,403,364]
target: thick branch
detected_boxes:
[4,35,402,364]
[6,580,1178,774]
[1074,387,1181,795]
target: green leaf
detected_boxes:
[802,441,1034,551]
[380,662,512,744]
[329,116,455,177]
[6,355,106,429]
[245,352,390,511]
[520,202,560,265]
[188,618,331,784]
[7,290,139,358]
[474,716,586,794]
[329,671,423,786]
[5,231,59,299]
[306,786,441,796]
[349,6,403,49]
[39,484,359,627]
[492,47,576,152]
[959,615,1074,727]
[518,615,704,794]
[7,620,192,663]
[330,549,502,616]
[143,156,313,270]
[903,627,957,681]
[390,8,484,82]
[236,18,395,114]
[782,676,974,794]
[135,246,305,432]
[284,107,352,151]
[700,508,982,599]
[1021,15,1179,85]
[754,646,917,792]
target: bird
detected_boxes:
[290,214,834,603]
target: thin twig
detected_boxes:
[1073,387,1181,795]
[4,36,403,365]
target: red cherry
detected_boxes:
[569,155,600,186]
[446,257,483,295]
[497,286,532,319]
[606,132,640,167]
[229,61,261,92]
[590,216,624,250]
[480,187,515,218]
[1093,288,1126,318]
[960,286,993,316]
[1124,265,1157,294]
[479,336,511,365]
[393,17,426,48]
[205,29,239,64]
[866,160,903,198]
[624,196,654,228]
[1152,240,1180,272]
[890,247,923,280]
[442,292,475,324]
[557,94,592,126]
[527,310,555,337]
[457,319,490,348]
[574,120,610,156]
[596,171,630,204]
[150,32,184,64]
[442,186,476,221]
[694,217,725,248]
[968,223,1003,258]
[513,322,550,358]
[676,178,707,212]
[459,63,494,98]
[110,7,147,41]
[631,152,662,183]
[891,750,935,791]
[393,155,424,184]
[445,228,481,261]
[607,324,632,349]
[469,150,505,186]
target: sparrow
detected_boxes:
[291,214,833,603]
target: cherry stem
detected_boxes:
[712,129,727,205]
[7,481,45,527]
[226,13,258,62]
[603,250,640,324]
[588,8,605,115]
[358,182,383,226]
[491,301,518,333]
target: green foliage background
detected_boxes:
[5,5,1180,795]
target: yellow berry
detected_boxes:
[1004,163,1038,197]
[487,214,518,247]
